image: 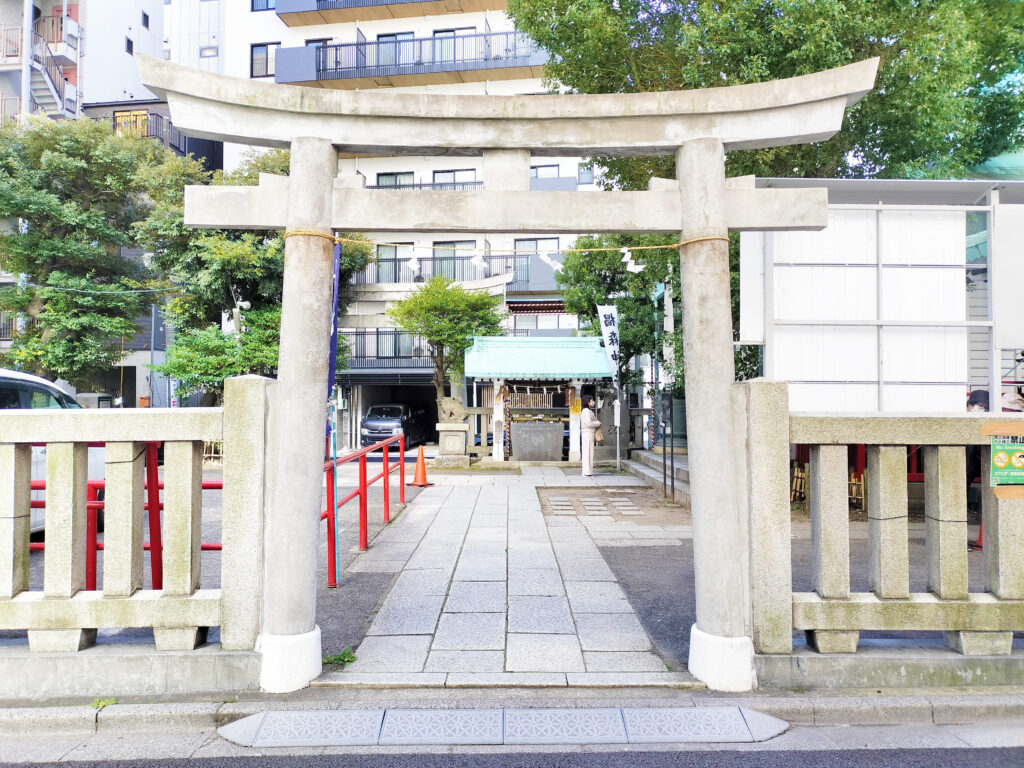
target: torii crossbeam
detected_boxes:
[137,54,878,694]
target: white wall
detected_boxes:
[742,208,974,413]
[163,0,223,72]
[80,0,163,103]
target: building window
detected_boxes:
[377,172,414,188]
[432,28,474,62]
[377,32,414,66]
[252,0,276,9]
[514,314,538,330]
[578,165,595,184]
[433,169,476,190]
[375,243,414,283]
[530,164,559,179]
[113,109,150,138]
[432,241,475,280]
[199,46,218,58]
[305,38,329,48]
[125,37,134,55]
[141,11,150,28]
[250,42,279,78]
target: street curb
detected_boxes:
[94,703,222,732]
[3,692,1024,735]
[0,705,97,735]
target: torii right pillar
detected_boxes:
[677,138,753,691]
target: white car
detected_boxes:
[0,369,105,533]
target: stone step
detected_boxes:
[633,450,690,484]
[623,460,691,507]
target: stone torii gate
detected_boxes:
[138,55,877,693]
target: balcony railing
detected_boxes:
[315,30,545,83]
[343,329,433,368]
[98,113,186,154]
[367,181,483,191]
[1,25,21,63]
[353,252,529,290]
[0,96,19,125]
[34,15,77,51]
[276,0,508,25]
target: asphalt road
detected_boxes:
[3,748,1022,768]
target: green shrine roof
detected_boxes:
[465,336,613,381]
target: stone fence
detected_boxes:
[0,376,272,696]
[739,380,1024,687]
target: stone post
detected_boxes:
[258,137,337,692]
[740,380,792,656]
[677,139,753,691]
[221,375,274,653]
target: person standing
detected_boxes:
[580,395,602,476]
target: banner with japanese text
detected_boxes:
[596,304,620,381]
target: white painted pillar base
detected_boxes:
[258,626,322,693]
[687,624,755,692]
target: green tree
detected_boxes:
[556,235,676,385]
[507,0,1024,184]
[0,117,166,388]
[138,148,372,402]
[387,276,506,408]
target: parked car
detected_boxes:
[0,369,104,533]
[360,404,430,449]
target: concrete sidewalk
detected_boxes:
[318,466,696,687]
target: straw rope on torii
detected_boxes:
[137,53,879,694]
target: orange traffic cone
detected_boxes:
[407,445,433,487]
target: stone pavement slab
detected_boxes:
[444,581,506,612]
[366,595,445,635]
[507,596,575,634]
[566,581,633,613]
[424,651,505,673]
[583,651,667,672]
[344,636,431,673]
[576,614,652,652]
[506,634,585,673]
[432,613,506,650]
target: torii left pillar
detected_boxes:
[258,137,337,692]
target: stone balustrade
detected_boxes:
[741,379,1024,663]
[0,376,272,658]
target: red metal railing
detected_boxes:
[28,441,223,591]
[322,434,405,588]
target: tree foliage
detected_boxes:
[0,118,164,387]
[507,0,1024,184]
[138,148,373,402]
[386,276,506,406]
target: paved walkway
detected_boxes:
[318,468,697,688]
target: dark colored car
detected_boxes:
[360,404,430,449]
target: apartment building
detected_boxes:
[0,0,80,123]
[215,0,596,445]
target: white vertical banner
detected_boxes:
[597,304,622,470]
[596,304,621,376]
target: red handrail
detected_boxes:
[321,434,406,587]
[28,442,224,590]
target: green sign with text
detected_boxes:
[990,435,1024,485]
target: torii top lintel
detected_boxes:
[136,55,878,158]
